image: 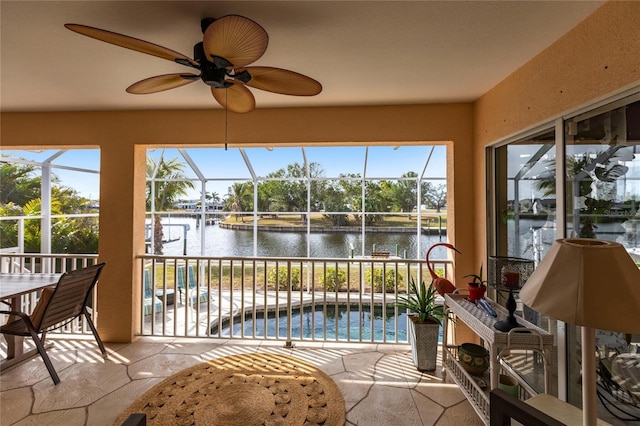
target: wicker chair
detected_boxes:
[0,263,107,385]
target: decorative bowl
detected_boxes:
[458,343,490,376]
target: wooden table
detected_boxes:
[0,273,60,370]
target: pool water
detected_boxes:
[216,304,443,342]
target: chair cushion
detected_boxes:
[30,286,55,329]
[0,287,52,334]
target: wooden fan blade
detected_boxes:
[203,15,268,68]
[211,83,255,113]
[237,67,322,96]
[126,74,199,94]
[65,24,199,67]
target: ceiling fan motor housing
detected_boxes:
[193,42,231,88]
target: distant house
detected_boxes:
[176,201,198,210]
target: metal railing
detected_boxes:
[139,255,454,345]
[0,253,100,336]
[0,252,454,344]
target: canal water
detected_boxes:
[156,216,635,261]
[157,218,449,259]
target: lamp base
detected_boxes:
[494,315,520,332]
[494,287,520,332]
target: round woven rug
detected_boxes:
[114,352,345,426]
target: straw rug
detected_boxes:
[115,352,345,426]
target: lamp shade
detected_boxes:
[519,238,640,334]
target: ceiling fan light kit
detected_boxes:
[64,14,322,114]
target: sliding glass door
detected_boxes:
[564,96,640,407]
[493,129,557,261]
[489,93,640,412]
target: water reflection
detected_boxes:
[158,218,448,258]
[219,305,410,342]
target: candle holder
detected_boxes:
[488,256,534,332]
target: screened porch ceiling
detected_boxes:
[2,1,605,112]
[0,146,447,201]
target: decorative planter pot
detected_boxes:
[467,284,486,302]
[458,343,489,376]
[498,374,519,398]
[408,316,440,371]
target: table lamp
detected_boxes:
[519,238,640,426]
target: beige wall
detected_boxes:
[1,104,476,341]
[473,0,640,266]
[2,0,638,342]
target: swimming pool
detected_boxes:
[213,304,443,343]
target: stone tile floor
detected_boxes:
[0,336,484,426]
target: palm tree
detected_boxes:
[195,191,219,211]
[0,162,41,206]
[146,157,194,254]
[209,191,221,205]
[535,147,629,237]
[226,182,253,222]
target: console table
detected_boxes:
[443,294,554,424]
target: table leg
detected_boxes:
[544,347,551,393]
[2,294,53,373]
[490,345,499,389]
[442,307,449,375]
[3,295,24,359]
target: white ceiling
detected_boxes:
[0,1,605,113]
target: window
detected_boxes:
[145,145,449,259]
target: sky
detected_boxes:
[1,145,447,200]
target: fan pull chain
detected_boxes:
[224,90,228,151]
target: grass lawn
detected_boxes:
[222,211,446,228]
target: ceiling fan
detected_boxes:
[65,15,322,113]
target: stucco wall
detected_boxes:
[473,0,640,265]
[1,104,475,341]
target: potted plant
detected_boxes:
[397,275,444,371]
[464,264,487,302]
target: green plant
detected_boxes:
[319,267,347,291]
[267,266,301,290]
[464,264,487,287]
[366,268,403,293]
[396,276,444,324]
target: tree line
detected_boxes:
[0,162,99,252]
[221,162,447,226]
[1,157,446,254]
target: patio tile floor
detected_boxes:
[1,336,483,425]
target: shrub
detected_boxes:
[366,268,403,293]
[267,266,301,290]
[319,267,347,291]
